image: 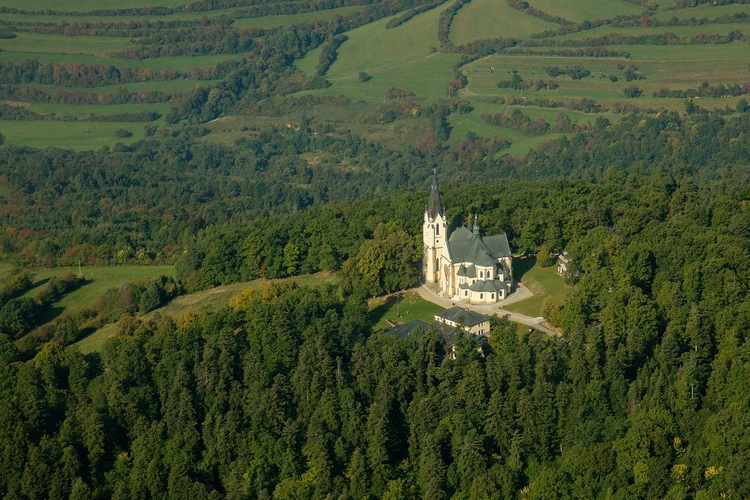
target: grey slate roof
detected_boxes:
[426,172,443,221]
[435,306,488,327]
[446,231,510,267]
[468,280,503,292]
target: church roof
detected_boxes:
[457,264,476,278]
[447,231,510,267]
[426,171,443,221]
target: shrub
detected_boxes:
[114,128,133,138]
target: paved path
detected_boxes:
[417,284,559,337]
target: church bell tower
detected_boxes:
[423,171,446,284]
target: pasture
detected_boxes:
[20,265,175,314]
[0,120,149,149]
[450,0,558,44]
[1,0,186,10]
[525,0,643,23]
[0,32,133,56]
[28,102,171,118]
[297,5,458,101]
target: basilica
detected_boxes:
[423,175,513,304]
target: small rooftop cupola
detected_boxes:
[472,214,480,235]
[426,170,443,221]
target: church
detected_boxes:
[423,174,513,304]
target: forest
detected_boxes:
[2,0,750,497]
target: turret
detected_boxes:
[423,171,446,284]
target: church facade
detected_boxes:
[423,175,513,304]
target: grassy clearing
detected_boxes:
[297,4,458,101]
[462,52,750,108]
[527,0,643,23]
[451,0,558,44]
[370,290,444,331]
[2,0,186,10]
[0,32,133,56]
[233,6,364,29]
[74,272,336,353]
[656,3,750,19]
[0,120,151,150]
[26,79,220,95]
[28,102,171,118]
[505,256,569,317]
[556,22,750,40]
[0,51,250,73]
[206,107,432,151]
[19,265,175,312]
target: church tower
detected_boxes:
[423,171,446,284]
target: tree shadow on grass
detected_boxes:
[513,255,536,282]
[369,293,403,326]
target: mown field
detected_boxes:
[0,0,749,153]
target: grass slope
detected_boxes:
[505,256,569,317]
[21,265,175,312]
[297,3,458,101]
[0,121,150,149]
[526,0,643,23]
[369,290,444,331]
[74,272,336,353]
[451,0,558,44]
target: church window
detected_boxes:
[479,271,483,278]
[480,293,483,299]
[491,293,494,299]
[488,271,492,279]
[436,224,440,235]
[436,258,439,270]
[464,291,468,296]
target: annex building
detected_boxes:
[423,174,513,304]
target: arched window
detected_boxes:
[436,224,440,235]
[436,258,439,271]
[488,271,492,279]
[480,293,483,299]
[465,291,468,296]
[479,271,483,278]
[491,293,494,299]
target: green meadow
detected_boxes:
[370,290,444,331]
[505,256,570,318]
[28,102,171,118]
[232,6,364,29]
[0,32,133,56]
[0,120,150,149]
[556,23,750,40]
[20,265,175,314]
[526,0,643,23]
[1,0,186,10]
[450,0,558,44]
[297,4,458,101]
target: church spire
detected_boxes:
[472,214,480,235]
[427,169,443,221]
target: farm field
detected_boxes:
[555,22,750,40]
[297,4,457,101]
[28,102,171,118]
[526,0,643,23]
[0,32,133,56]
[232,6,364,29]
[0,120,150,149]
[450,0,558,44]
[0,0,186,9]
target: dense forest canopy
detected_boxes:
[2,0,750,497]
